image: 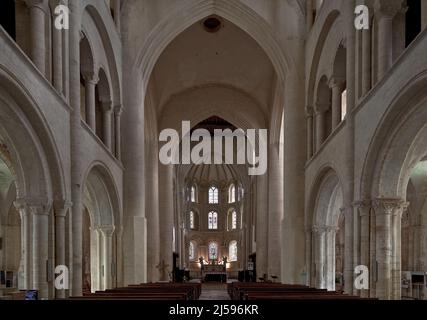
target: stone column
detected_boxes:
[306,0,314,32]
[69,0,84,296]
[101,100,113,150]
[113,0,121,33]
[114,106,122,160]
[315,105,326,150]
[255,173,268,280]
[62,0,70,102]
[373,198,406,299]
[305,106,314,158]
[373,199,392,299]
[146,139,160,282]
[329,77,345,130]
[343,0,356,294]
[314,226,326,289]
[391,201,408,300]
[84,74,98,131]
[121,65,146,285]
[361,27,372,96]
[158,163,174,281]
[305,229,312,286]
[26,0,47,75]
[375,1,399,80]
[422,1,427,30]
[355,200,371,298]
[100,226,115,290]
[30,201,51,299]
[51,0,63,93]
[267,143,283,280]
[14,200,32,290]
[282,35,306,284]
[325,226,337,291]
[54,200,71,298]
[342,206,354,294]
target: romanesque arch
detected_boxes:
[0,71,68,299]
[307,167,345,291]
[81,162,122,292]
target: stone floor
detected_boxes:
[199,283,230,300]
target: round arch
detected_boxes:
[81,4,122,107]
[0,70,67,203]
[306,165,346,228]
[306,166,345,291]
[306,9,341,107]
[361,71,427,199]
[82,161,122,227]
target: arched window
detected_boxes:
[229,241,238,262]
[341,89,347,120]
[191,185,197,203]
[228,184,236,203]
[231,210,237,230]
[208,186,219,204]
[189,211,194,229]
[208,242,218,260]
[189,241,196,261]
[208,211,218,230]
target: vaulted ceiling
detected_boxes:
[149,16,276,117]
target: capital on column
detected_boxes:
[312,225,327,236]
[82,73,99,87]
[101,100,113,113]
[25,0,49,10]
[100,225,115,238]
[305,105,314,118]
[14,199,30,218]
[373,198,408,217]
[354,200,372,217]
[374,0,403,19]
[328,77,346,91]
[114,105,123,116]
[27,198,52,215]
[53,199,72,216]
[325,225,339,234]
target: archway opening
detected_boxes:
[311,170,344,291]
[82,166,119,292]
[401,158,427,300]
[0,153,20,292]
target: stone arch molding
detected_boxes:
[307,167,344,291]
[82,162,122,229]
[0,70,67,204]
[306,7,343,108]
[137,0,297,147]
[80,2,122,107]
[362,71,427,200]
[136,0,290,90]
[310,167,344,229]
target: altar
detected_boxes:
[200,260,227,283]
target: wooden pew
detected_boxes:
[71,282,200,301]
[228,282,374,301]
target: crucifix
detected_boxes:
[156,260,170,281]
